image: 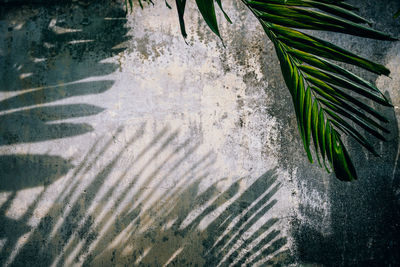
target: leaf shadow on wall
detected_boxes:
[0,2,129,264]
[89,167,292,267]
[0,123,292,266]
[0,1,128,193]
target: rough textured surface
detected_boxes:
[0,0,399,266]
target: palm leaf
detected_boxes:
[243,0,395,181]
[176,0,188,38]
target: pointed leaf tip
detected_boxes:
[195,0,222,40]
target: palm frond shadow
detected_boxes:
[0,123,204,266]
[0,0,129,191]
[0,122,292,266]
[0,154,73,191]
[87,165,292,265]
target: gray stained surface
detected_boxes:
[0,0,399,266]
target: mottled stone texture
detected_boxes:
[0,0,399,266]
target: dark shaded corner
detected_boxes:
[292,92,400,267]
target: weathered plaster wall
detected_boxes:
[0,0,399,266]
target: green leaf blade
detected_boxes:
[216,0,232,23]
[311,100,322,166]
[176,0,188,38]
[303,86,313,162]
[331,130,358,181]
[195,0,222,39]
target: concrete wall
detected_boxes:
[0,0,399,266]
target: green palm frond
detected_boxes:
[126,0,397,181]
[242,0,396,181]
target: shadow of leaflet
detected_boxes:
[0,104,104,145]
[0,1,131,265]
[0,154,73,191]
[92,169,293,266]
[0,0,129,203]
